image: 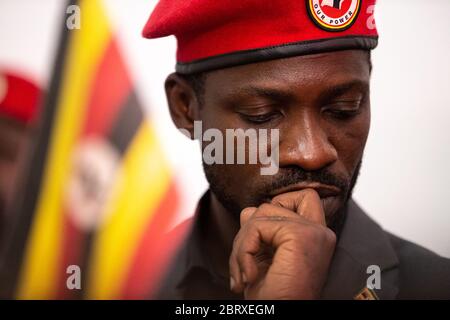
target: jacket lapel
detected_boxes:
[321,199,399,299]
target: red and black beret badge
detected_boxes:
[306,0,361,32]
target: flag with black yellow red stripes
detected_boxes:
[0,0,188,299]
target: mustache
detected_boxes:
[262,166,349,194]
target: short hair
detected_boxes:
[179,72,207,107]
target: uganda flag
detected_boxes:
[0,0,187,299]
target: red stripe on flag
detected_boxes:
[55,37,132,298]
[82,38,132,137]
[119,181,190,299]
[56,210,85,299]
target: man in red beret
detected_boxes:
[143,0,450,299]
[0,71,40,234]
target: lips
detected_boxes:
[269,182,341,199]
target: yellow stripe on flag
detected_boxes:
[86,122,171,299]
[17,0,111,299]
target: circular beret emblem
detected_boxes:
[306,0,361,32]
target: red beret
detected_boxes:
[143,0,378,74]
[0,71,41,124]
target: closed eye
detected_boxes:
[238,111,282,124]
[322,100,363,120]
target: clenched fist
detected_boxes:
[229,188,337,299]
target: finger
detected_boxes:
[230,207,260,293]
[234,219,290,289]
[271,188,326,226]
[240,207,257,227]
[235,225,262,286]
[252,203,302,221]
[297,189,325,225]
[229,237,246,293]
[233,205,295,293]
[230,223,260,293]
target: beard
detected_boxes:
[203,159,363,232]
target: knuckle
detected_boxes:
[232,232,241,246]
[303,224,334,244]
[324,228,337,246]
[303,188,321,200]
[316,226,337,248]
[257,202,272,215]
[302,188,316,196]
[302,225,321,241]
[270,194,285,205]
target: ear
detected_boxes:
[165,73,200,139]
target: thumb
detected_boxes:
[271,189,325,226]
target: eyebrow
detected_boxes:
[227,79,369,104]
[319,80,369,103]
[230,86,293,102]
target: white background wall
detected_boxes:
[0,0,449,257]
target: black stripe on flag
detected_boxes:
[0,0,76,299]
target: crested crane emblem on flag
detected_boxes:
[65,137,121,231]
[306,0,361,32]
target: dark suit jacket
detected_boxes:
[155,193,450,299]
[321,200,450,299]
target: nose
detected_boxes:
[279,111,337,171]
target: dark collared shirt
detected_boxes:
[155,191,450,299]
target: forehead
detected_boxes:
[203,50,370,96]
